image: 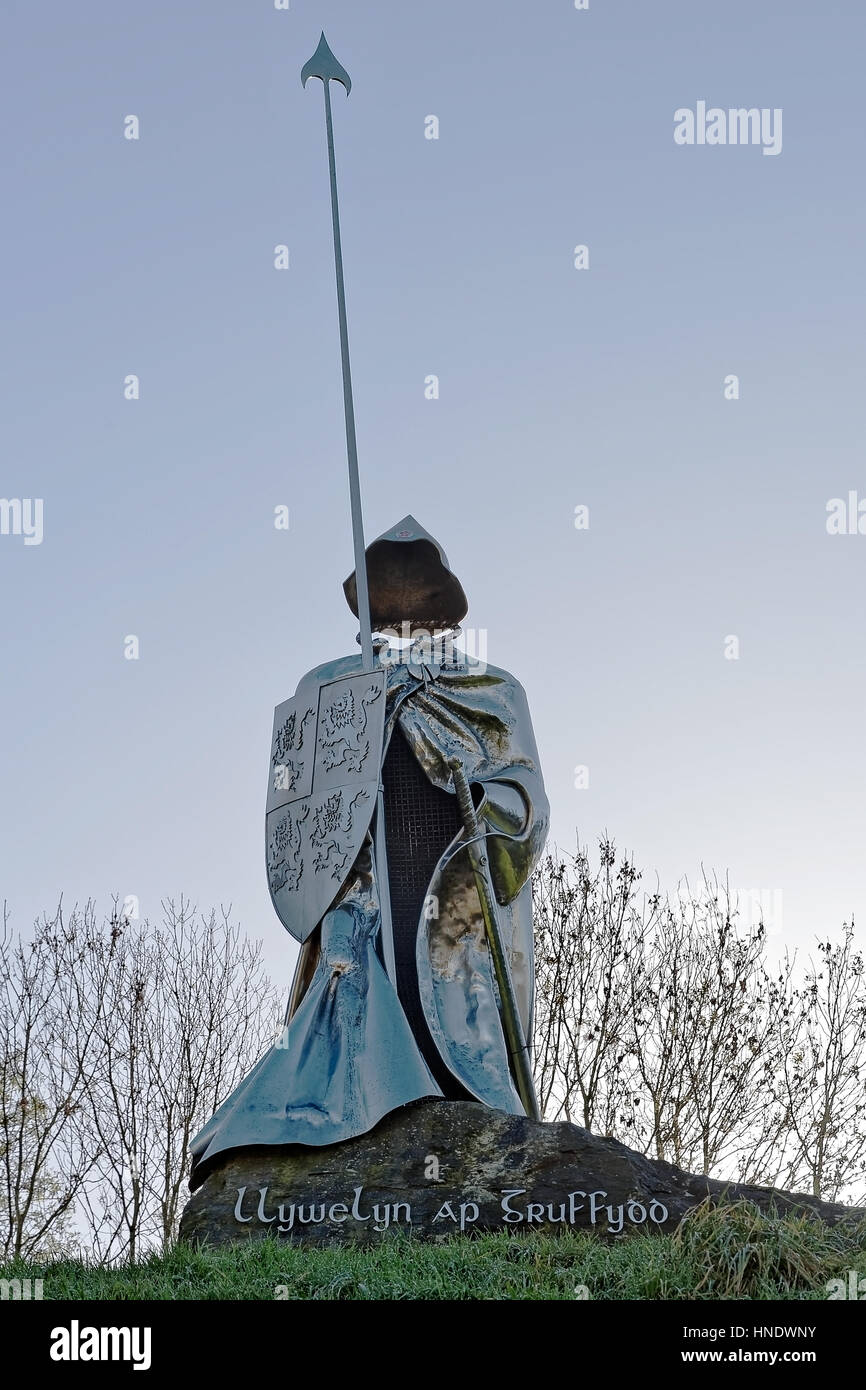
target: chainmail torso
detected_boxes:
[381,722,467,1098]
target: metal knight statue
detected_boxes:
[188,36,548,1188]
[190,520,548,1184]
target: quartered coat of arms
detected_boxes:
[265,671,386,937]
[189,518,549,1185]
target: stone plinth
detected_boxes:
[179,1099,862,1247]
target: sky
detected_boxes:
[1,0,864,992]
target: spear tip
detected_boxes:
[301,31,352,95]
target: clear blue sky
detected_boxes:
[2,0,863,986]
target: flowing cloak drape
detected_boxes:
[189,649,548,1187]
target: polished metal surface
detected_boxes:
[449,756,541,1121]
[190,606,549,1183]
[266,670,386,944]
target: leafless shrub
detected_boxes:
[533,843,866,1205]
[0,899,280,1260]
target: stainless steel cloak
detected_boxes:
[189,644,548,1187]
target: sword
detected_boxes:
[448,758,541,1121]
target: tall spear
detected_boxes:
[298,38,536,1116]
[301,32,374,673]
[301,33,397,987]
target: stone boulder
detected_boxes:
[179,1099,864,1247]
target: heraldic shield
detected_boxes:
[265,669,386,944]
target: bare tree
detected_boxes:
[626,878,789,1176]
[533,841,652,1138]
[533,845,866,1205]
[1,898,281,1261]
[77,899,281,1261]
[0,901,112,1259]
[750,924,866,1201]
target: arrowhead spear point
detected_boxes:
[301,31,352,95]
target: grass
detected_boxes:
[3,1203,866,1300]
